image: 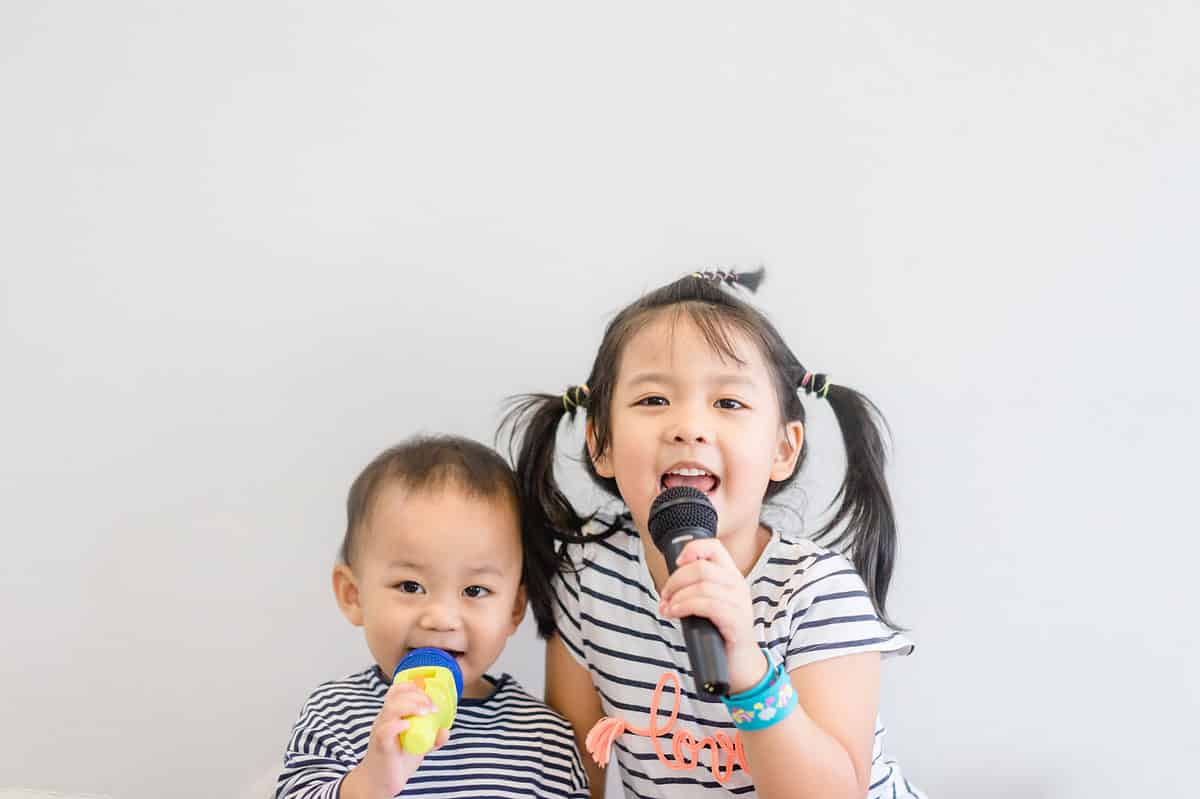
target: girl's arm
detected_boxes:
[661,539,884,799]
[739,651,881,799]
[545,633,608,799]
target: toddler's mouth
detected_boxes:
[660,466,719,495]
[405,646,466,663]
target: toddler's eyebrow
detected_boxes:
[465,563,504,577]
[386,560,505,576]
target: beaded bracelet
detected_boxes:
[721,647,797,731]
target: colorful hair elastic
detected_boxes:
[690,267,766,292]
[562,383,590,412]
[799,369,832,400]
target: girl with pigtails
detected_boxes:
[503,270,926,799]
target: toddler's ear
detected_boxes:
[332,563,365,626]
[586,419,615,478]
[770,420,805,482]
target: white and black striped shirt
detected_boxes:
[552,514,926,798]
[276,667,589,798]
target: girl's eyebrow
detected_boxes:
[625,371,758,389]
[626,371,676,388]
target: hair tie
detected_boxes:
[562,383,590,412]
[799,369,832,400]
[690,267,765,293]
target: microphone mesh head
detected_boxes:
[393,647,464,699]
[648,486,718,550]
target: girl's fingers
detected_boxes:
[661,594,735,633]
[675,538,738,569]
[661,581,734,616]
[659,555,741,604]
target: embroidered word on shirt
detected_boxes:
[585,671,750,783]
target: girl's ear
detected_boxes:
[586,418,615,478]
[770,420,805,482]
[509,583,528,633]
[332,563,365,626]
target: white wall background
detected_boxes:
[2,2,1197,797]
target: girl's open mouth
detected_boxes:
[660,467,719,494]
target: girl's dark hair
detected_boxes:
[501,270,900,637]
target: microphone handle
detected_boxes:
[662,528,731,698]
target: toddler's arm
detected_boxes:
[276,680,448,799]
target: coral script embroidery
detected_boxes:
[585,671,750,782]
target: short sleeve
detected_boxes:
[784,552,915,672]
[549,541,589,669]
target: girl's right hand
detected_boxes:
[341,679,450,799]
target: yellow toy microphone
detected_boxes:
[391,647,464,755]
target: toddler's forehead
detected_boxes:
[364,479,521,547]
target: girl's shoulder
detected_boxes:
[567,507,640,561]
[754,522,860,588]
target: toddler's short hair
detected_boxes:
[341,434,519,567]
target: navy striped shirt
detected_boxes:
[276,667,588,798]
[552,514,926,798]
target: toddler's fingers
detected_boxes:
[385,679,425,698]
[382,687,436,719]
[372,717,411,750]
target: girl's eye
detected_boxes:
[395,580,425,594]
[715,398,746,410]
[463,585,492,599]
[635,395,669,407]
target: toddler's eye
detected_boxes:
[636,395,669,407]
[715,398,746,410]
[463,585,492,599]
[395,580,425,594]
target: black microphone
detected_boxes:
[648,486,731,699]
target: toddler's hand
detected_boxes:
[658,538,768,694]
[341,679,451,799]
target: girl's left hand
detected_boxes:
[658,538,767,694]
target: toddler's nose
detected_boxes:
[419,600,462,631]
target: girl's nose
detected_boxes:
[666,408,712,444]
[673,428,709,444]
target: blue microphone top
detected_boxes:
[393,647,464,699]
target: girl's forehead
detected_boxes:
[617,311,770,380]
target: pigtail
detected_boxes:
[501,387,604,638]
[812,383,900,630]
